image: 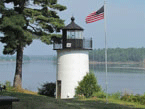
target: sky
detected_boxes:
[0,0,145,56]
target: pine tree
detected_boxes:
[0,0,66,88]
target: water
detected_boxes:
[90,64,145,95]
[0,61,145,94]
[0,61,56,91]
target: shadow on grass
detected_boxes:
[0,91,80,109]
[63,99,135,109]
[0,92,140,109]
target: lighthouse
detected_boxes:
[53,17,92,99]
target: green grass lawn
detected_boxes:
[1,91,145,109]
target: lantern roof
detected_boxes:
[63,17,84,31]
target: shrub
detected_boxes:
[38,82,56,97]
[109,92,121,100]
[140,95,145,105]
[121,93,132,102]
[92,91,106,98]
[4,81,13,91]
[0,81,14,91]
[75,94,86,99]
[120,93,145,105]
[75,72,101,98]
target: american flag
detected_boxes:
[86,6,104,23]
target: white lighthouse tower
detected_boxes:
[53,17,92,99]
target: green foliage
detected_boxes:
[121,93,145,105]
[40,34,61,44]
[4,81,14,91]
[0,14,33,54]
[0,81,14,91]
[1,91,145,109]
[109,92,121,100]
[75,72,101,98]
[49,4,67,11]
[5,81,11,87]
[2,15,26,28]
[92,91,121,100]
[89,47,145,62]
[34,0,57,5]
[0,0,66,54]
[92,91,106,98]
[38,82,56,97]
[0,0,66,88]
[0,0,4,10]
[75,94,86,99]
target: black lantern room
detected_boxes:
[53,17,92,50]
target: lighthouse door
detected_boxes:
[57,80,61,99]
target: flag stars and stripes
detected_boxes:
[85,5,104,23]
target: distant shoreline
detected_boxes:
[0,60,143,65]
[89,61,145,70]
[89,61,142,65]
[0,60,56,63]
[1,60,145,69]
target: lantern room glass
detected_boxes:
[67,30,83,39]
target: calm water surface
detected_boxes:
[0,61,145,94]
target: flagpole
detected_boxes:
[104,0,108,103]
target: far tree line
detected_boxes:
[0,55,56,61]
[1,47,145,63]
[0,55,30,61]
[89,47,145,62]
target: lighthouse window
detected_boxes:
[70,31,75,39]
[77,31,83,39]
[67,31,75,39]
[67,31,83,39]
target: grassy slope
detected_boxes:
[1,91,145,109]
[1,91,79,109]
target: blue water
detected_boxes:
[0,61,145,94]
[0,61,56,91]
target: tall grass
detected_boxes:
[0,81,38,95]
[91,90,145,108]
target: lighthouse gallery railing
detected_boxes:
[53,38,92,50]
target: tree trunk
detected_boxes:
[13,45,23,88]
